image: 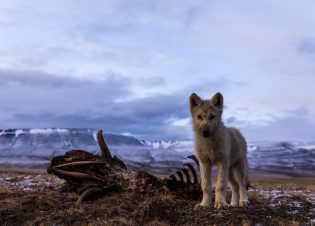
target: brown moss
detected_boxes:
[0,173,314,226]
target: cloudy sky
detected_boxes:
[0,0,315,141]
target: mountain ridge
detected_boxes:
[0,128,314,176]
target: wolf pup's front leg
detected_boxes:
[214,160,229,209]
[195,159,212,208]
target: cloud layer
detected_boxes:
[0,69,191,139]
[0,0,315,141]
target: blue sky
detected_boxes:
[0,0,315,141]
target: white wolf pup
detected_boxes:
[190,92,249,209]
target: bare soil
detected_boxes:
[0,169,314,226]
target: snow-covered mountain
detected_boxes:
[142,140,193,149]
[0,129,314,176]
[0,129,146,166]
[0,128,143,149]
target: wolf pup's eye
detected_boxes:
[209,115,215,120]
[197,114,202,120]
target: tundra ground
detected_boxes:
[0,168,314,226]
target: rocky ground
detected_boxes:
[0,169,314,226]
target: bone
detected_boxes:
[54,161,107,168]
[181,168,191,184]
[176,171,184,183]
[187,155,200,169]
[97,130,112,159]
[52,168,104,182]
[76,187,103,205]
[183,163,198,184]
[169,175,177,182]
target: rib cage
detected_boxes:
[48,129,202,204]
[167,156,200,184]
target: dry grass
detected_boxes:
[0,170,314,226]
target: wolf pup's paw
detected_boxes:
[239,200,250,207]
[228,203,238,208]
[214,201,228,209]
[194,203,210,210]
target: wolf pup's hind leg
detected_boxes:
[228,167,239,207]
[234,162,249,207]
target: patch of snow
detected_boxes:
[15,129,26,137]
[287,210,299,214]
[0,174,65,191]
[161,141,173,149]
[29,128,68,134]
[93,131,98,142]
[152,142,160,149]
[300,144,315,150]
[248,145,258,152]
[253,187,315,205]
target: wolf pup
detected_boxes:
[190,92,249,209]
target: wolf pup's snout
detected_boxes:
[201,128,210,137]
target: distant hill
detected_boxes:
[0,129,314,176]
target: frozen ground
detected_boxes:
[0,172,314,225]
[1,173,314,204]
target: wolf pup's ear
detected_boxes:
[211,92,223,109]
[190,93,201,111]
